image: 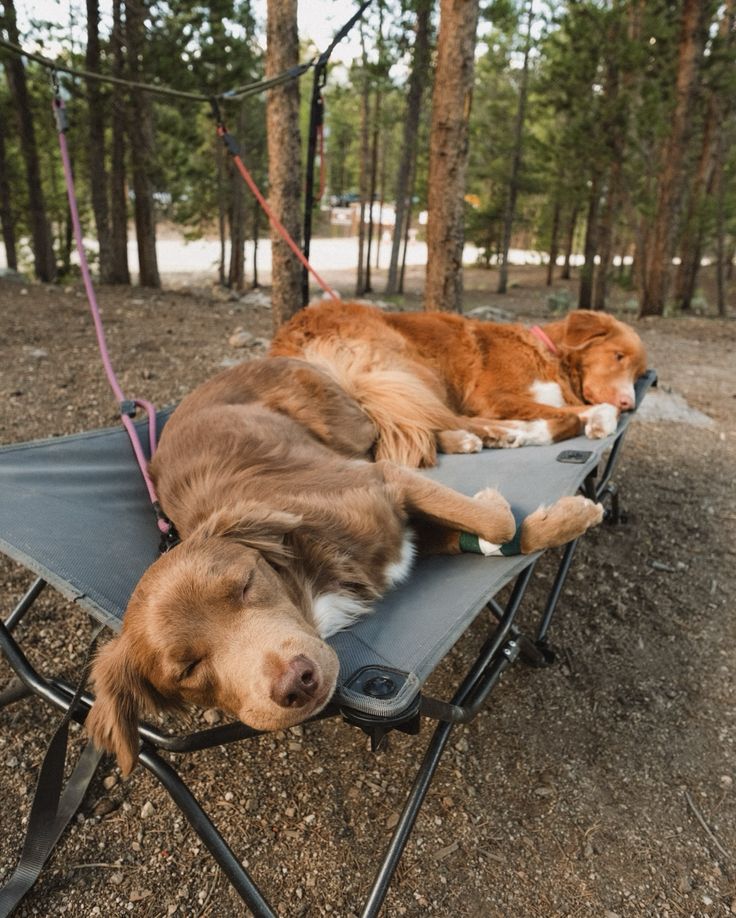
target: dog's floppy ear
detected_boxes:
[193,503,303,565]
[562,310,613,349]
[85,634,169,775]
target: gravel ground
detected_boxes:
[0,266,734,918]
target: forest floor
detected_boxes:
[0,262,734,918]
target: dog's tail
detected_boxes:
[301,338,458,467]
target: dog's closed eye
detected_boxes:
[178,659,203,681]
[242,570,254,601]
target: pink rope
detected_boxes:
[54,95,169,534]
[529,324,559,356]
[217,123,340,300]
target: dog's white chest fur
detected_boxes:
[312,534,416,639]
[384,533,416,588]
[530,380,565,407]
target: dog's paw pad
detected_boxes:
[583,404,618,439]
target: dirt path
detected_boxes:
[0,271,734,917]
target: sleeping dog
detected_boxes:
[270,301,648,467]
[86,357,603,773]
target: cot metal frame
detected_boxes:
[0,410,638,917]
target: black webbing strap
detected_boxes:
[0,630,105,918]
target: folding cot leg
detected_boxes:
[360,717,456,918]
[138,746,277,918]
[1,579,48,710]
[3,578,46,633]
[361,565,535,917]
[0,678,33,709]
[535,537,579,646]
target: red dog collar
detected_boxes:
[529,324,559,356]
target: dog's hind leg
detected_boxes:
[379,461,516,544]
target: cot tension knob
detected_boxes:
[363,675,396,698]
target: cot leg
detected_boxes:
[361,718,455,918]
[138,747,277,918]
[3,577,46,633]
[536,538,579,646]
[0,677,33,709]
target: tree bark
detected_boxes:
[125,0,160,287]
[546,197,561,287]
[578,174,600,310]
[561,204,579,280]
[355,26,371,296]
[266,0,302,327]
[386,0,431,296]
[108,0,130,284]
[592,160,623,311]
[638,0,712,317]
[675,0,734,310]
[497,0,533,295]
[86,0,113,282]
[424,0,481,312]
[228,102,248,291]
[252,197,260,288]
[1,0,57,281]
[714,131,727,316]
[364,86,382,293]
[0,114,17,271]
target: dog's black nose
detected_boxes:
[271,655,319,708]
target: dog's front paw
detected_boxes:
[582,403,619,439]
[472,487,516,543]
[520,496,604,553]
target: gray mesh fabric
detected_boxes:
[0,373,655,716]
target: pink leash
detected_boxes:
[52,91,175,546]
[529,324,559,356]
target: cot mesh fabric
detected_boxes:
[0,372,655,717]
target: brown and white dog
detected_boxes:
[270,301,647,467]
[86,357,603,773]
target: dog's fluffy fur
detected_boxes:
[86,357,603,773]
[270,302,648,467]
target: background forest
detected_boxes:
[0,0,734,323]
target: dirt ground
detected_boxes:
[0,262,734,918]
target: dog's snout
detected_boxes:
[271,654,319,709]
[617,392,635,411]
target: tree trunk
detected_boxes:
[638,0,711,317]
[497,0,533,295]
[266,0,302,327]
[675,1,734,310]
[364,87,382,293]
[1,0,57,281]
[578,175,600,310]
[0,115,17,271]
[399,152,419,294]
[561,204,579,280]
[108,0,130,284]
[355,26,371,297]
[424,0,481,312]
[714,132,727,317]
[86,0,113,283]
[546,197,561,287]
[125,0,160,287]
[228,102,248,291]
[252,197,260,288]
[592,160,623,311]
[217,141,227,286]
[386,0,431,296]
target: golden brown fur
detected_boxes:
[270,302,648,467]
[86,357,603,773]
